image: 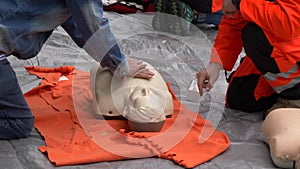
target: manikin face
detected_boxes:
[222,0,239,17]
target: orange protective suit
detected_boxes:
[210,0,300,101]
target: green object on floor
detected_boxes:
[152,0,196,36]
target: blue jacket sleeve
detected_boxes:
[64,0,129,77]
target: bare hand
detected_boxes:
[126,57,154,79]
[196,63,221,96]
[222,0,239,17]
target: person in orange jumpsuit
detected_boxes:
[197,0,300,113]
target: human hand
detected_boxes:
[196,62,221,96]
[126,57,154,79]
[222,0,239,17]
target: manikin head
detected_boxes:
[261,108,300,168]
[90,62,174,132]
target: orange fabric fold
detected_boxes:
[24,66,230,168]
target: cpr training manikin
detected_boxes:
[262,108,300,168]
[90,61,174,132]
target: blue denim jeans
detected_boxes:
[0,0,128,76]
[0,57,34,139]
[204,10,223,26]
[196,10,223,26]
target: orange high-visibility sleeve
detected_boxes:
[210,15,249,71]
[240,0,300,73]
[240,0,300,39]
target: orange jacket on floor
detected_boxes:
[24,66,230,168]
[210,0,300,99]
